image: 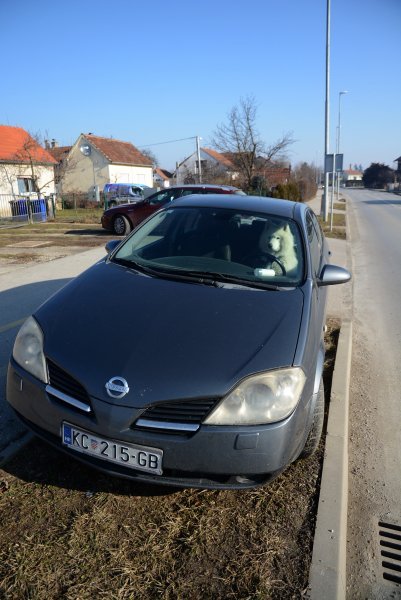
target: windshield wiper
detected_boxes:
[112,259,281,290]
[174,270,281,291]
[112,258,221,286]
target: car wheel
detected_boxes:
[113,215,131,236]
[299,378,325,459]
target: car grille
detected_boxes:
[46,359,92,413]
[134,398,219,434]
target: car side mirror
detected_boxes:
[105,240,121,254]
[318,264,351,286]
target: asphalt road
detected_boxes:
[345,189,401,598]
[0,246,106,462]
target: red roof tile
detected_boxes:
[154,167,171,180]
[0,125,57,164]
[85,134,152,167]
[47,146,72,162]
[344,169,362,175]
[202,148,235,169]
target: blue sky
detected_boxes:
[1,0,400,172]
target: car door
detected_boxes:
[130,190,178,227]
[305,210,327,374]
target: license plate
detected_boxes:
[62,423,163,475]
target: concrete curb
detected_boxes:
[308,319,353,599]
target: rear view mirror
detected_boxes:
[105,240,121,254]
[318,264,351,286]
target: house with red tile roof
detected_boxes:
[154,167,172,188]
[174,147,238,184]
[342,168,363,187]
[0,125,57,197]
[55,133,153,198]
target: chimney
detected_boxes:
[44,139,51,149]
[51,139,58,148]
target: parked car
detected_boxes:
[103,183,153,207]
[101,184,246,235]
[7,195,350,490]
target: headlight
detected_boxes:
[204,367,306,425]
[12,316,48,383]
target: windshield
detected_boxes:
[113,206,305,287]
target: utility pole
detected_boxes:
[321,0,331,221]
[196,136,202,184]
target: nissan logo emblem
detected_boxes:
[105,376,130,399]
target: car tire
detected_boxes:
[113,215,131,236]
[299,378,325,459]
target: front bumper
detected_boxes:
[7,359,313,490]
[100,215,113,231]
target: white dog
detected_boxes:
[258,221,299,276]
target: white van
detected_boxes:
[103,183,152,207]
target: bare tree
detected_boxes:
[14,131,55,200]
[140,148,159,167]
[0,164,16,197]
[212,96,294,191]
[292,161,318,200]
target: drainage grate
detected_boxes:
[379,521,401,585]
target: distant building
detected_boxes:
[342,168,363,187]
[174,148,238,184]
[0,125,56,197]
[154,167,172,188]
[51,133,153,198]
[254,157,292,188]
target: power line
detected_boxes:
[139,136,197,148]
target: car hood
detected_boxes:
[35,260,304,408]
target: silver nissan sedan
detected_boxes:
[7,195,350,489]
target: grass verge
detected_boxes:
[0,322,340,599]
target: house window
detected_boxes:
[194,160,207,173]
[17,177,36,194]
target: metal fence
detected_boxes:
[0,194,55,225]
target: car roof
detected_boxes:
[170,194,301,219]
[167,184,241,191]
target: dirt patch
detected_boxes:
[0,223,116,266]
[0,323,340,599]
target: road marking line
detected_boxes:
[0,317,26,334]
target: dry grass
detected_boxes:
[55,208,104,223]
[0,323,340,599]
[317,212,346,239]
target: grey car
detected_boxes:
[7,195,350,489]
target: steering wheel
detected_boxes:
[243,252,287,276]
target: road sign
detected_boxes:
[325,153,344,172]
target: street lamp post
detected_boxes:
[321,0,331,221]
[336,90,348,202]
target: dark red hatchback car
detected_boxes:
[101,184,245,235]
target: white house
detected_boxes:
[0,125,56,198]
[154,167,172,188]
[175,147,238,184]
[53,133,153,198]
[342,168,363,187]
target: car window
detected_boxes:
[114,207,305,287]
[148,190,175,205]
[309,211,323,245]
[306,211,322,277]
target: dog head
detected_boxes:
[259,222,294,255]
